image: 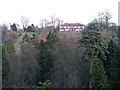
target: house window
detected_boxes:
[60,26,62,28]
[64,26,67,28]
[80,26,84,28]
[74,26,77,28]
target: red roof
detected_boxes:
[61,23,84,26]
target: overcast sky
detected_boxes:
[0,0,119,26]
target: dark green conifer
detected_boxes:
[78,23,109,88]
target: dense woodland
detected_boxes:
[1,11,120,89]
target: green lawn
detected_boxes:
[14,32,26,53]
[26,32,37,35]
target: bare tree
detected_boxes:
[55,18,64,26]
[51,32,82,88]
[98,10,112,30]
[5,42,39,88]
[40,19,49,28]
[7,31,19,42]
[1,25,8,43]
[20,16,29,31]
[50,15,56,27]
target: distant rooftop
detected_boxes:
[61,23,84,26]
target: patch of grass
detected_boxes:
[14,32,26,53]
[27,32,37,35]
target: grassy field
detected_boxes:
[14,32,26,53]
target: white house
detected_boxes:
[59,23,85,31]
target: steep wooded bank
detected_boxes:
[2,25,120,88]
